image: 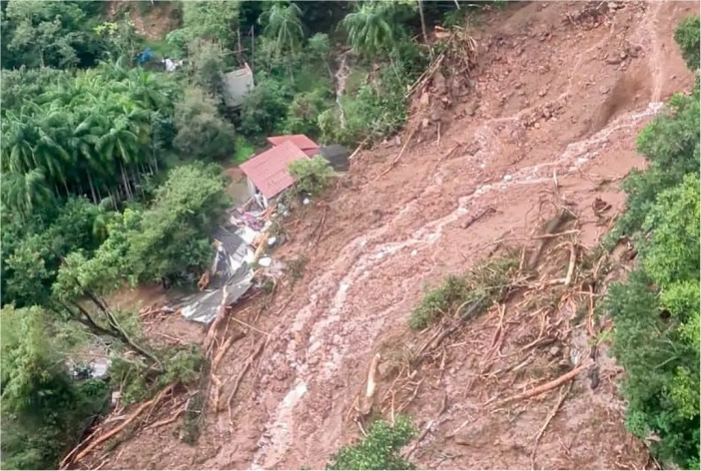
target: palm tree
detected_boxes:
[1,169,52,220]
[342,1,399,60]
[259,2,305,58]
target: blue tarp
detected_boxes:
[137,48,154,64]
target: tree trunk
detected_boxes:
[87,172,98,204]
[121,163,132,200]
[417,0,430,51]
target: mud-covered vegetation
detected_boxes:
[409,254,518,330]
[605,17,700,469]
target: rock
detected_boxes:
[420,91,430,107]
[605,54,623,65]
[549,345,561,357]
[599,85,610,95]
[543,108,552,119]
[534,122,541,129]
[538,88,548,97]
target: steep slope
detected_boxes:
[87,2,697,469]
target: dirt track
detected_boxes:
[97,2,697,469]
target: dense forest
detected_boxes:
[0,1,698,470]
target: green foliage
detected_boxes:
[606,18,700,469]
[240,76,294,137]
[1,196,104,309]
[259,2,306,58]
[0,66,71,111]
[615,78,700,237]
[1,60,180,216]
[410,255,518,330]
[326,417,416,470]
[174,86,237,162]
[1,0,106,69]
[93,16,140,65]
[185,39,227,97]
[320,40,425,145]
[109,344,205,405]
[1,305,108,470]
[289,156,335,196]
[342,1,414,60]
[674,15,700,70]
[639,174,700,285]
[283,87,334,137]
[166,1,239,50]
[114,162,230,284]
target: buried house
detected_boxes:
[239,137,315,207]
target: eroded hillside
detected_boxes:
[83,2,697,469]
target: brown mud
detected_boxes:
[82,2,697,470]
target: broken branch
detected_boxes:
[225,338,266,424]
[376,125,419,180]
[530,381,573,469]
[491,363,588,407]
[68,384,174,466]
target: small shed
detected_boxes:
[239,140,310,207]
[223,63,255,109]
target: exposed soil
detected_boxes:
[105,1,179,41]
[83,2,697,470]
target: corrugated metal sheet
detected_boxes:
[180,226,254,325]
[239,140,310,199]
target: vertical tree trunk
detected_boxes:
[120,162,132,200]
[416,0,433,59]
[87,172,98,204]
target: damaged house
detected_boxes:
[179,226,255,324]
[239,136,316,207]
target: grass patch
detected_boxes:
[409,254,519,331]
[233,137,255,165]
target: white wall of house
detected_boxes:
[246,177,257,199]
[246,177,269,208]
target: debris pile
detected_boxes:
[177,197,289,325]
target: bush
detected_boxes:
[239,76,293,138]
[174,86,237,162]
[605,17,700,469]
[289,156,335,196]
[326,417,416,470]
[674,15,700,70]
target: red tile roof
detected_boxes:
[267,134,319,151]
[239,140,309,199]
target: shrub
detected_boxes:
[326,417,416,470]
[173,86,237,162]
[289,156,335,196]
[674,15,700,70]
